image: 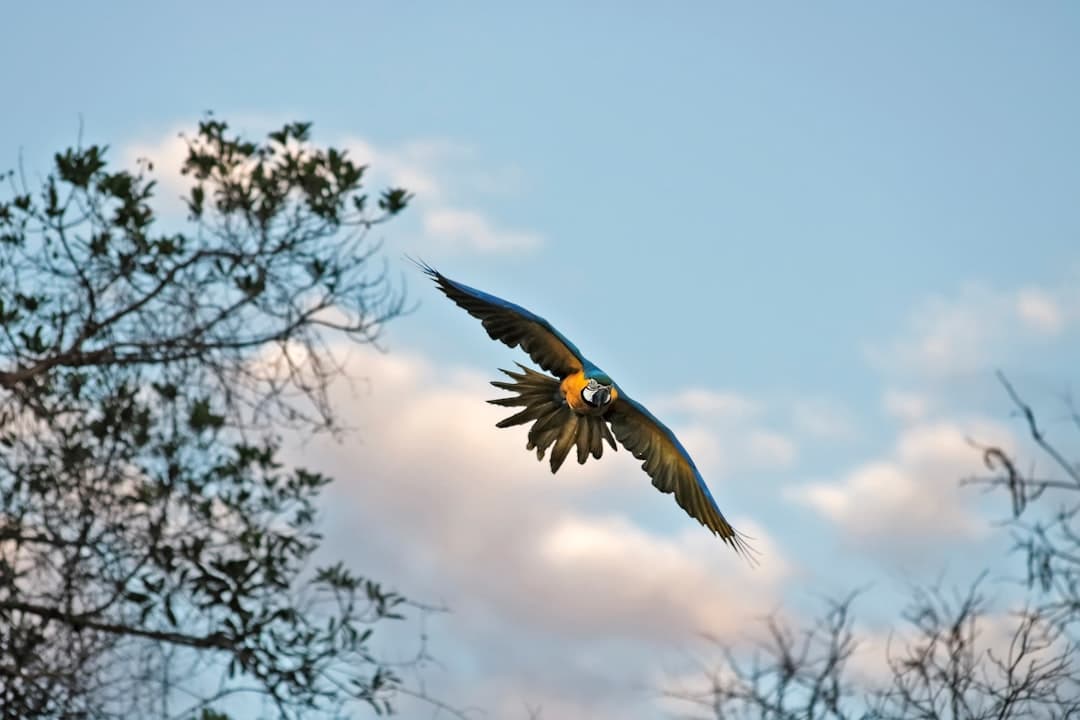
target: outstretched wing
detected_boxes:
[608,392,756,560]
[418,261,588,378]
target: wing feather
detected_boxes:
[487,364,614,471]
[589,418,604,459]
[550,413,580,473]
[608,392,756,560]
[419,261,587,377]
[576,417,592,465]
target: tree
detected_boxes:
[0,117,419,718]
[668,374,1080,719]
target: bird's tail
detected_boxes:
[488,363,617,473]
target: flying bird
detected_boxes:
[418,261,755,560]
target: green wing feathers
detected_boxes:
[608,394,757,561]
[488,364,617,473]
[419,263,586,378]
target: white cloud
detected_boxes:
[121,126,192,212]
[655,389,797,472]
[882,389,932,423]
[343,136,447,200]
[423,207,543,253]
[867,282,1079,378]
[282,344,788,719]
[786,419,1013,556]
[662,421,798,478]
[789,397,856,441]
[343,135,544,254]
[1015,288,1064,335]
[536,515,786,638]
[866,285,996,377]
[359,137,526,198]
[658,388,760,420]
[746,430,799,468]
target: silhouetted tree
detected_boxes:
[0,117,419,718]
[669,374,1080,719]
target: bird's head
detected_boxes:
[582,373,614,408]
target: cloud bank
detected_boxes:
[284,345,788,719]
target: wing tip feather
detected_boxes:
[405,254,438,279]
[716,525,761,568]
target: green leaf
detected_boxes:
[378,188,411,215]
[189,398,225,432]
[152,382,179,400]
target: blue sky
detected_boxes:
[5,3,1080,717]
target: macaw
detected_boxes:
[419,262,754,560]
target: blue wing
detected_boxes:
[418,261,592,378]
[608,391,756,560]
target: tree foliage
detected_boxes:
[0,117,416,718]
